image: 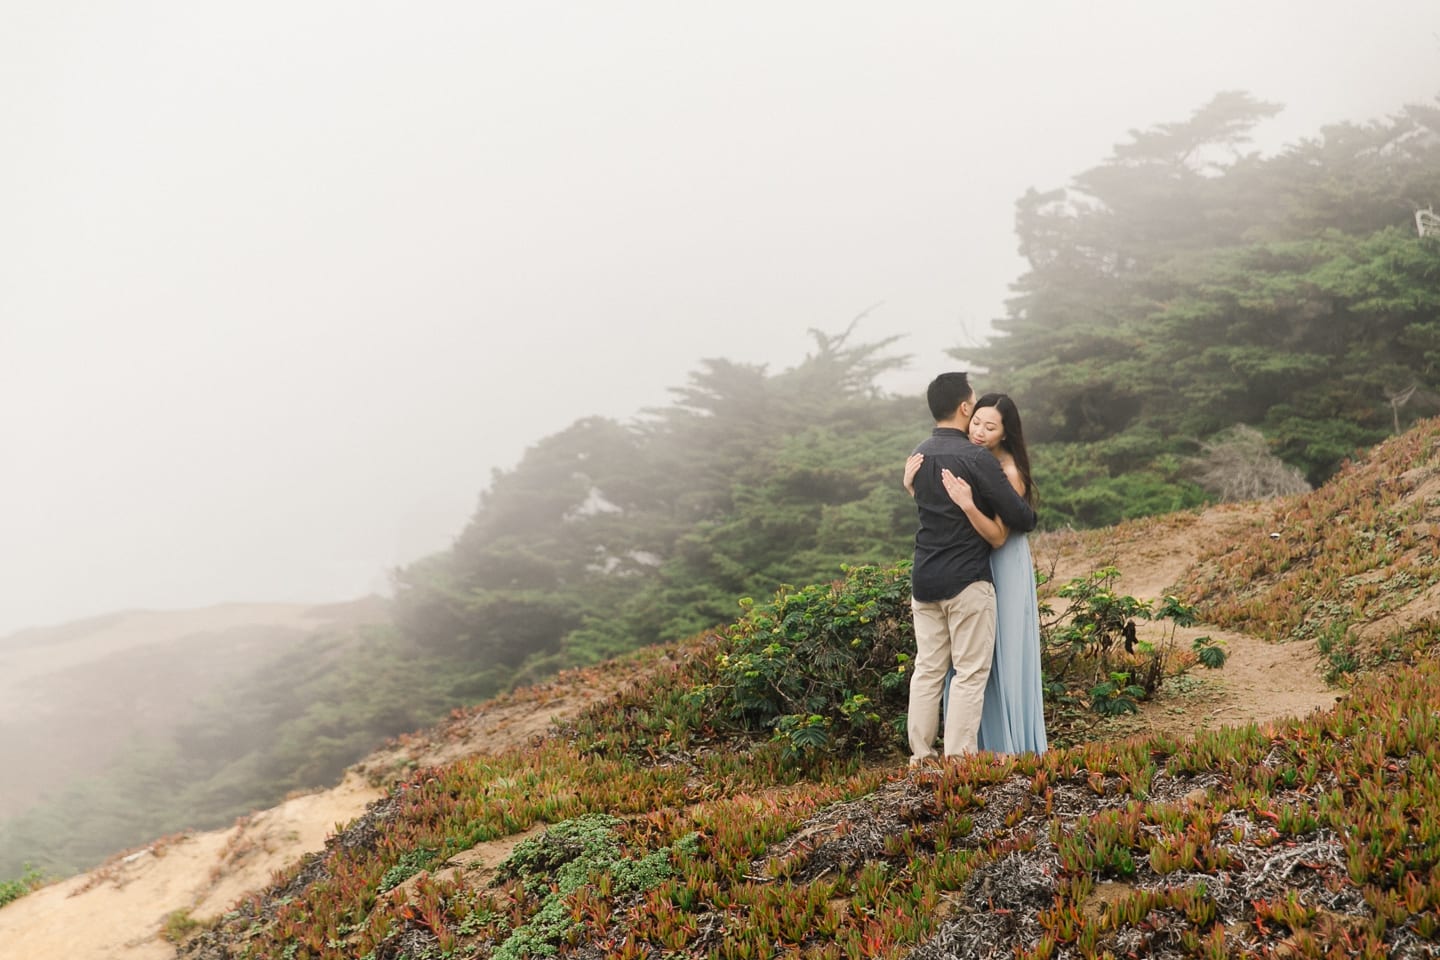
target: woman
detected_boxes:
[903,393,1047,754]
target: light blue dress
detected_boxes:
[942,533,1048,754]
[977,533,1048,754]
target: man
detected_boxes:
[905,372,1037,762]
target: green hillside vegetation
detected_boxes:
[178,417,1439,959]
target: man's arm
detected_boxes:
[966,452,1036,532]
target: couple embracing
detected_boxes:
[902,372,1047,763]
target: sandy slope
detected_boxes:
[0,774,381,960]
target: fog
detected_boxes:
[2,1,1437,635]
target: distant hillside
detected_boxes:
[0,598,391,876]
[0,603,363,818]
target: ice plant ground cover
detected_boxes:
[180,657,1440,959]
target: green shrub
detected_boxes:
[704,561,1227,759]
[704,563,915,765]
[1042,567,1223,721]
[0,863,43,910]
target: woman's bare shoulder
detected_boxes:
[999,456,1025,496]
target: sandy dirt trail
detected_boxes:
[1032,504,1340,741]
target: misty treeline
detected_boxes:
[392,327,922,688]
[5,90,1438,882]
[963,91,1440,523]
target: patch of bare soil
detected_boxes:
[1103,625,1340,744]
[1032,502,1269,602]
[1031,502,1339,743]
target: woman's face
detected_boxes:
[969,405,1006,451]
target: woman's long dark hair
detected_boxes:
[973,392,1037,508]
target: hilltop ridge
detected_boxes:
[0,501,1337,958]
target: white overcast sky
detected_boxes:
[2,2,1437,634]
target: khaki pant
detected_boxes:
[908,581,996,760]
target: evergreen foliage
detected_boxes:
[393,324,923,676]
[958,91,1440,524]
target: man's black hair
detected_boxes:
[926,372,973,422]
